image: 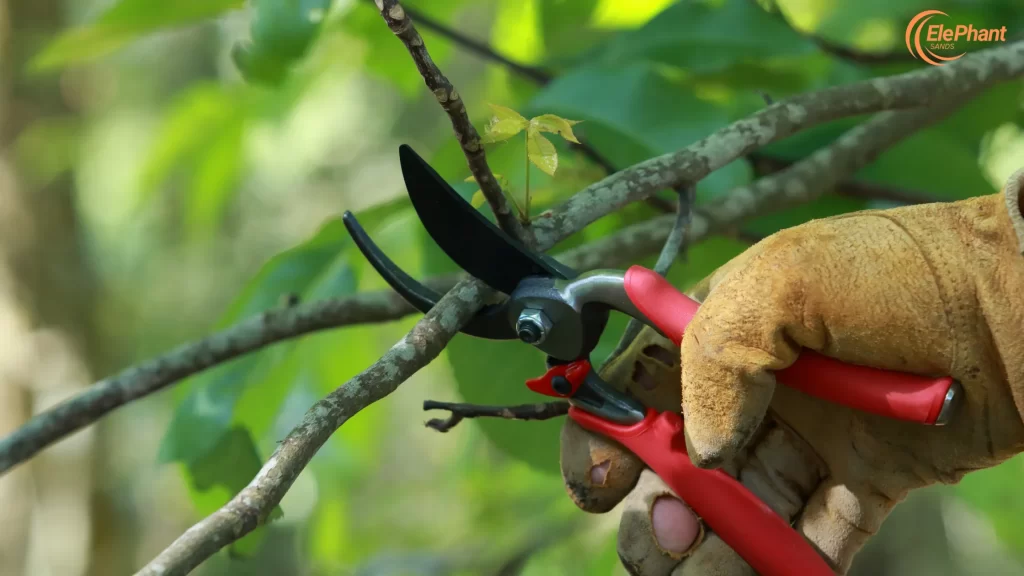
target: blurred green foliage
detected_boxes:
[28,0,1024,573]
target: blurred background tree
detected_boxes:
[1,0,1023,574]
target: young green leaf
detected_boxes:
[526,127,558,176]
[481,104,529,144]
[470,191,486,208]
[530,113,582,143]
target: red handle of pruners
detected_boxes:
[570,406,836,576]
[623,265,958,425]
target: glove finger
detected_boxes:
[673,416,827,576]
[795,479,897,574]
[560,326,685,513]
[617,470,703,576]
[560,418,643,513]
[681,216,953,469]
[672,534,753,576]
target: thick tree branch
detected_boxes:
[376,0,527,240]
[529,41,1024,249]
[135,278,491,576]
[423,400,569,433]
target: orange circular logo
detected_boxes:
[906,10,1008,66]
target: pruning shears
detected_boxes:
[343,145,963,576]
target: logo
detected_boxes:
[905,10,1008,65]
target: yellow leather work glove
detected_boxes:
[560,168,1024,575]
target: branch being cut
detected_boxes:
[423,400,569,433]
[376,0,527,241]
[602,184,694,368]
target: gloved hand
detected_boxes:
[560,168,1024,575]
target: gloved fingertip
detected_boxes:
[651,496,702,557]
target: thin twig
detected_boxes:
[376,0,527,241]
[401,4,554,85]
[0,275,459,476]
[423,400,569,433]
[602,184,693,368]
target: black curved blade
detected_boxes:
[399,144,577,295]
[342,211,516,340]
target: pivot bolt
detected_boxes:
[516,308,553,345]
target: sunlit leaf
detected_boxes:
[526,128,558,176]
[30,0,244,70]
[482,104,530,143]
[471,191,487,208]
[595,0,816,75]
[531,114,582,144]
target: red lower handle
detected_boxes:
[622,265,955,425]
[570,406,835,576]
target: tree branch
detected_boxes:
[376,0,527,240]
[135,278,491,576]
[0,275,458,476]
[423,400,569,433]
[529,41,1024,249]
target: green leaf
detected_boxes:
[233,0,333,86]
[31,0,244,70]
[526,62,751,199]
[185,111,247,240]
[526,128,558,176]
[182,426,283,556]
[482,104,530,144]
[136,83,251,238]
[531,114,582,144]
[595,0,817,75]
